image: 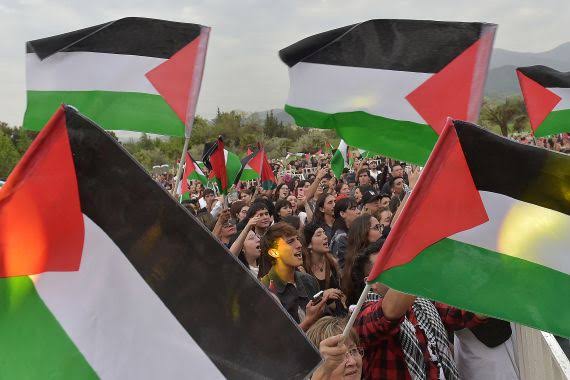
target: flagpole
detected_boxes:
[173,137,191,196]
[172,26,210,197]
[342,283,370,339]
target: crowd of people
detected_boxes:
[151,133,569,379]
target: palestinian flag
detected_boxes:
[0,105,320,378]
[280,19,496,164]
[331,139,349,178]
[177,152,207,201]
[517,65,570,137]
[368,119,570,338]
[237,148,264,182]
[24,17,209,137]
[202,138,241,193]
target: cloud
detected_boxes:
[1,0,569,126]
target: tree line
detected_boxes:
[0,97,530,178]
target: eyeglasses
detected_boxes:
[370,224,382,231]
[345,347,364,359]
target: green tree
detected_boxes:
[479,97,529,137]
[0,129,20,179]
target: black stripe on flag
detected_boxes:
[27,17,202,60]
[280,19,491,73]
[63,107,320,379]
[517,65,570,88]
[453,120,570,215]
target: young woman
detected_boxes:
[212,209,237,247]
[330,197,360,269]
[274,199,293,222]
[274,183,290,201]
[302,222,342,291]
[230,214,262,276]
[230,200,249,223]
[341,214,383,305]
[313,193,336,240]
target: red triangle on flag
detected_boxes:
[146,29,208,126]
[0,106,84,277]
[406,30,495,135]
[516,70,561,134]
[368,119,488,280]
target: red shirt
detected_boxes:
[354,298,485,379]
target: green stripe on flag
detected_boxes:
[0,276,98,378]
[377,238,570,338]
[535,109,570,137]
[285,104,438,164]
[24,90,184,136]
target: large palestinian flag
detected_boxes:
[280,19,496,164]
[0,105,320,378]
[368,119,570,338]
[24,17,209,137]
[517,65,570,137]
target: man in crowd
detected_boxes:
[260,222,327,331]
[360,189,381,216]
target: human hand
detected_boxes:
[408,166,422,190]
[316,167,328,180]
[323,288,343,302]
[318,334,349,375]
[305,294,329,324]
[246,215,261,228]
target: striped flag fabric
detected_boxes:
[202,138,242,193]
[236,146,277,190]
[0,105,321,378]
[280,19,496,164]
[237,148,264,182]
[177,151,207,198]
[331,139,349,178]
[368,119,570,338]
[24,17,209,136]
[517,65,570,137]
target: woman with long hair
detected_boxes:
[341,214,383,305]
[302,222,342,291]
[313,193,336,240]
[274,199,293,223]
[274,183,290,201]
[230,214,262,276]
[330,197,360,269]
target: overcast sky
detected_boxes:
[1,0,569,126]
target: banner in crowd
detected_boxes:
[0,105,321,378]
[368,119,570,338]
[517,65,570,137]
[23,17,210,137]
[280,19,496,165]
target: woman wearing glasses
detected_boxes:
[306,316,363,380]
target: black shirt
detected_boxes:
[261,268,319,323]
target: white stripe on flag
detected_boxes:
[548,87,570,111]
[451,191,570,275]
[27,52,165,94]
[31,215,224,379]
[286,62,431,123]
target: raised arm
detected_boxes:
[229,216,260,257]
